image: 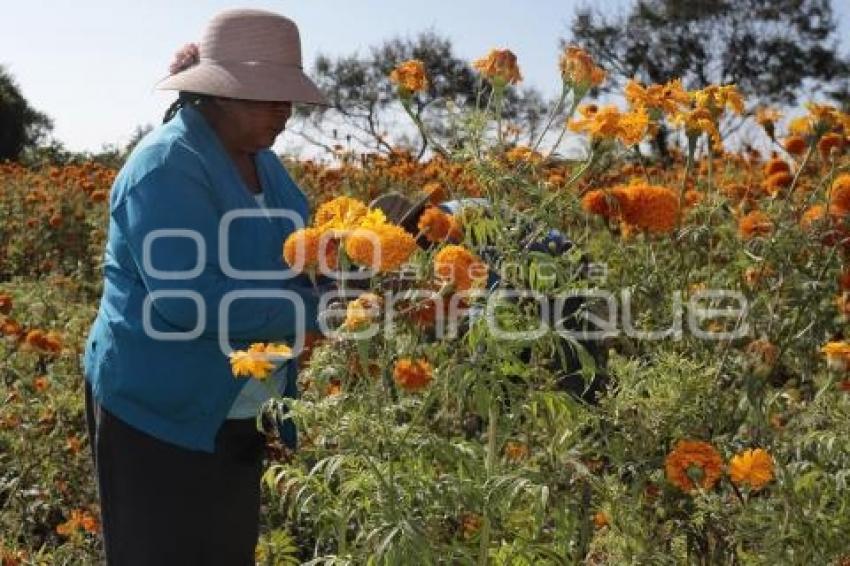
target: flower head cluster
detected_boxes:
[433,245,488,291]
[624,78,689,117]
[821,341,850,372]
[284,196,417,275]
[729,448,775,491]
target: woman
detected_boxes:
[82,9,328,565]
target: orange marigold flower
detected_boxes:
[729,448,774,491]
[738,210,774,239]
[423,181,447,204]
[821,340,850,372]
[581,190,613,216]
[472,48,522,86]
[764,171,794,197]
[418,206,454,243]
[389,59,429,94]
[763,157,791,177]
[800,205,826,232]
[693,84,745,116]
[393,358,433,392]
[33,376,49,393]
[504,441,530,462]
[229,342,291,380]
[673,107,721,145]
[568,105,651,146]
[559,45,606,89]
[619,184,679,234]
[345,223,418,272]
[592,511,610,529]
[745,338,780,368]
[829,174,850,213]
[783,135,808,156]
[818,132,845,158]
[504,145,543,165]
[283,227,339,272]
[0,318,23,338]
[434,245,488,291]
[665,440,723,492]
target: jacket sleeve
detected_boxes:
[111,162,324,341]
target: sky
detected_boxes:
[2,0,849,154]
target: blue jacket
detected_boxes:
[82,105,322,452]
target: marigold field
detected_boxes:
[2,47,850,565]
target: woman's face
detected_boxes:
[211,98,293,152]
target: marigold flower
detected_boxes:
[620,184,679,233]
[829,174,850,214]
[745,338,780,367]
[818,132,845,158]
[729,448,774,491]
[592,511,610,529]
[418,206,454,243]
[434,245,488,291]
[624,78,689,116]
[423,181,447,204]
[342,293,382,331]
[229,342,291,380]
[738,210,774,239]
[393,357,433,392]
[763,157,791,177]
[344,223,418,272]
[504,145,543,165]
[314,196,369,232]
[568,105,651,147]
[472,48,522,86]
[283,227,339,272]
[764,171,794,197]
[33,376,49,393]
[665,440,723,492]
[755,107,782,139]
[800,205,827,232]
[559,45,606,89]
[783,135,808,156]
[389,59,429,94]
[56,509,100,537]
[821,340,850,372]
[460,513,482,539]
[692,84,745,116]
[672,107,721,145]
[504,441,529,462]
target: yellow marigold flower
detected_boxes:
[624,78,689,116]
[342,293,382,331]
[393,358,433,392]
[738,210,774,240]
[829,174,850,213]
[229,350,274,380]
[788,116,812,137]
[665,440,723,492]
[617,109,652,146]
[692,84,745,116]
[472,48,522,86]
[314,196,369,232]
[783,135,808,156]
[389,59,429,94]
[818,132,845,158]
[558,45,606,89]
[821,341,850,372]
[344,223,417,272]
[434,244,488,291]
[729,448,774,491]
[418,206,455,243]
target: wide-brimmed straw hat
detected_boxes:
[156,9,327,105]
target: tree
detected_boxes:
[293,31,553,159]
[568,0,850,154]
[0,66,52,161]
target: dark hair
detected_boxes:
[162,91,210,124]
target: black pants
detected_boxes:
[84,381,266,565]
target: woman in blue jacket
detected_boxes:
[82,9,327,565]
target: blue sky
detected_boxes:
[1,0,848,153]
